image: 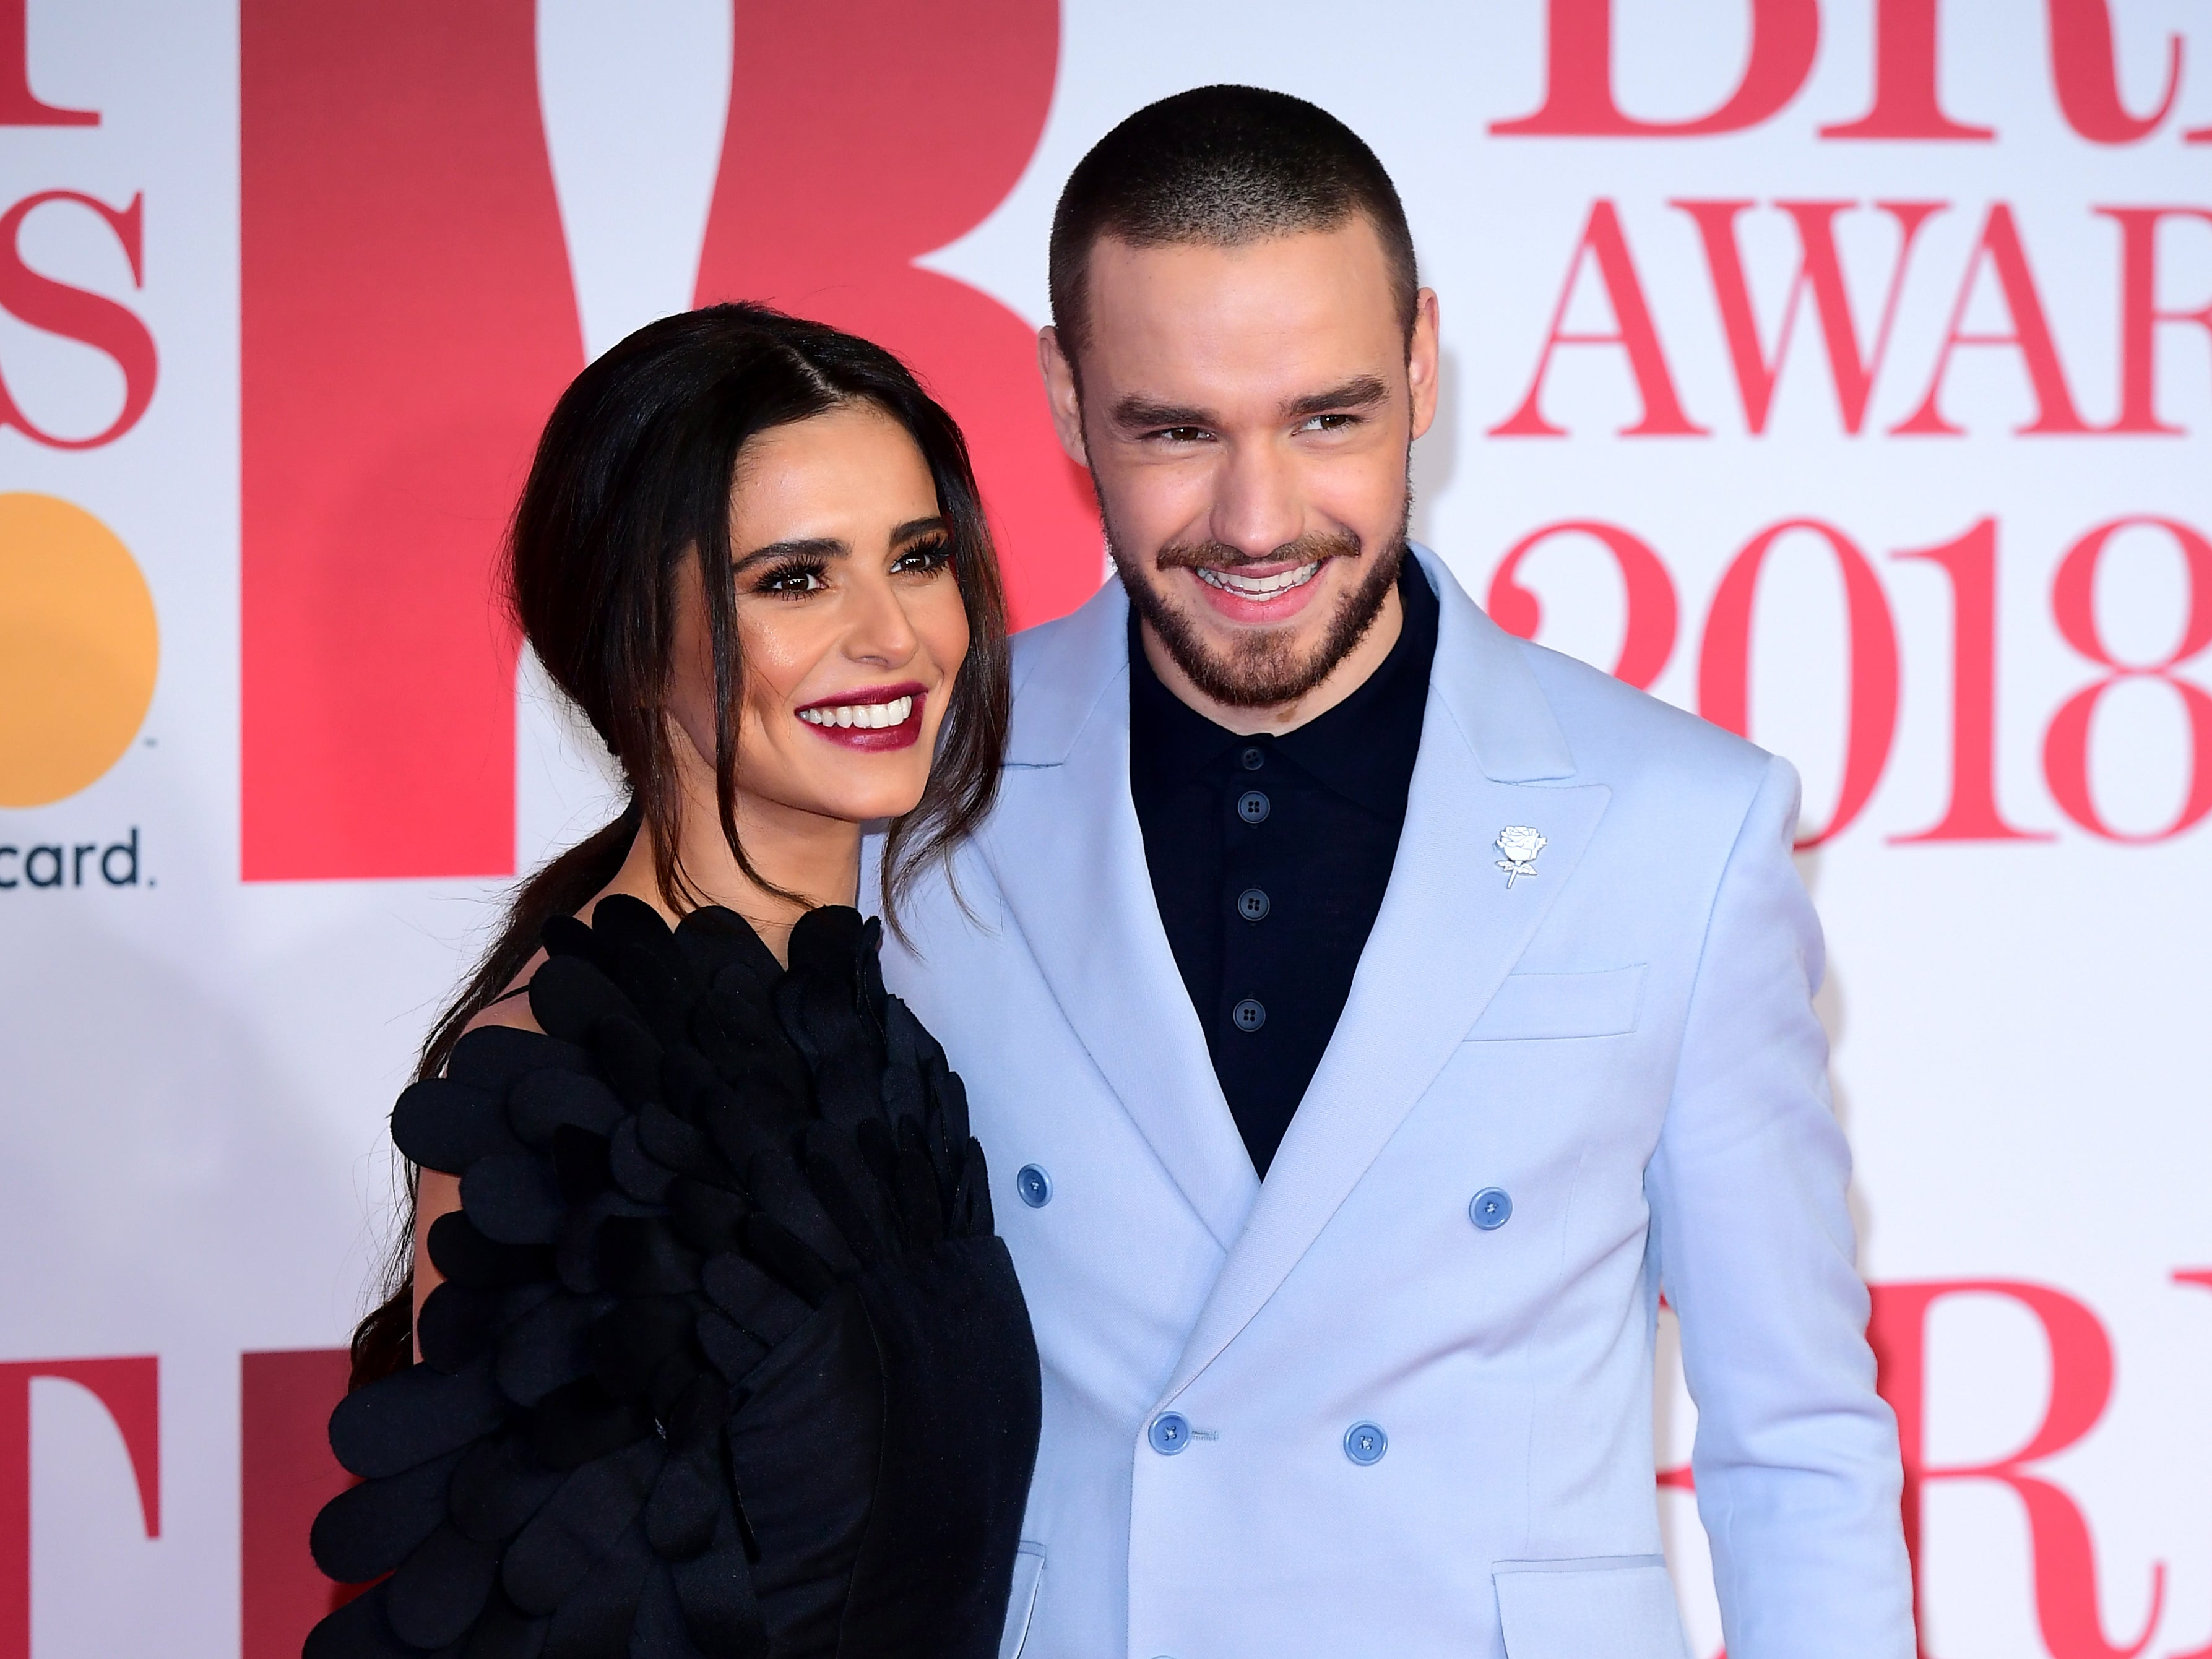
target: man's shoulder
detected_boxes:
[1507,633,1778,807]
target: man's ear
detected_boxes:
[1407,288,1441,442]
[1037,326,1090,467]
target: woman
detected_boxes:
[308,305,1039,1659]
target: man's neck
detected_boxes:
[1138,583,1405,738]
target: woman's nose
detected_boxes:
[844,571,921,666]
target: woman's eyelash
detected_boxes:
[753,559,828,596]
[894,537,954,571]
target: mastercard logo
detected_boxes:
[0,493,159,807]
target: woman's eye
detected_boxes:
[758,563,827,595]
[892,539,954,575]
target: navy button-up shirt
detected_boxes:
[1129,561,1439,1176]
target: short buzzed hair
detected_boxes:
[1048,85,1420,367]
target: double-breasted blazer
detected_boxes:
[871,548,1913,1659]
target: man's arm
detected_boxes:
[1647,752,1914,1659]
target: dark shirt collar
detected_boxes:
[1128,558,1440,815]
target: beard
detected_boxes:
[1105,488,1411,710]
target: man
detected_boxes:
[875,86,1912,1659]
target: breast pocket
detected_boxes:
[1464,966,1646,1042]
[1493,1556,1690,1659]
[998,1541,1045,1659]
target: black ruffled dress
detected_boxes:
[307,899,1040,1659]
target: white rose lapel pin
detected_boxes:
[1494,825,1547,889]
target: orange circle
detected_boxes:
[0,493,158,806]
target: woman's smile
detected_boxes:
[795,680,927,749]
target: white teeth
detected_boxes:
[1195,561,1323,600]
[799,694,915,730]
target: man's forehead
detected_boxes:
[1080,223,1403,407]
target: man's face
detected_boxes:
[1041,216,1438,718]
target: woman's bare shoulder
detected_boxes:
[459,946,550,1037]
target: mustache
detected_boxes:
[1152,528,1363,573]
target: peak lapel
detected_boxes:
[980,586,1259,1253]
[1162,553,1612,1400]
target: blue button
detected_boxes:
[1239,745,1266,770]
[1469,1187,1513,1230]
[1149,1412,1190,1455]
[1237,789,1271,824]
[1016,1165,1052,1208]
[1231,998,1266,1033]
[1237,887,1270,921]
[1344,1421,1388,1465]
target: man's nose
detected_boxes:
[1208,439,1304,560]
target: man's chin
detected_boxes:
[1130,549,1403,710]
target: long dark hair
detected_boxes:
[349,304,1011,1385]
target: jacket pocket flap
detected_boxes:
[1466,966,1646,1041]
[1493,1556,1688,1659]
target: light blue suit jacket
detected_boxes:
[873,548,1912,1659]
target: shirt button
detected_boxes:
[1016,1165,1052,1208]
[1232,998,1266,1033]
[1344,1421,1388,1465]
[1237,887,1271,922]
[1149,1412,1190,1455]
[1239,744,1266,770]
[1237,788,1271,824]
[1469,1187,1513,1230]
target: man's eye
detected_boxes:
[1300,412,1357,433]
[1154,426,1212,444]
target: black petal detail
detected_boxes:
[528,954,641,1048]
[330,1358,504,1480]
[606,1120,674,1205]
[463,1154,566,1245]
[628,1564,711,1659]
[497,1290,613,1408]
[587,1296,693,1400]
[386,1520,502,1649]
[668,1512,764,1655]
[305,1580,406,1659]
[316,902,1037,1658]
[428,1212,554,1290]
[460,1592,547,1659]
[540,1517,652,1659]
[506,1069,623,1150]
[502,1439,661,1614]
[394,1079,524,1175]
[550,1124,614,1205]
[529,1377,655,1472]
[664,1179,746,1257]
[448,1431,564,1543]
[694,1311,769,1384]
[449,1027,589,1091]
[418,1282,498,1374]
[311,1444,465,1583]
[597,1217,700,1297]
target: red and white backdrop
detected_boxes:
[2,1,2208,1654]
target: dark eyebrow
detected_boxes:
[1282,376,1391,421]
[890,515,948,544]
[731,536,847,574]
[1110,395,1219,433]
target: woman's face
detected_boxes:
[670,402,972,828]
